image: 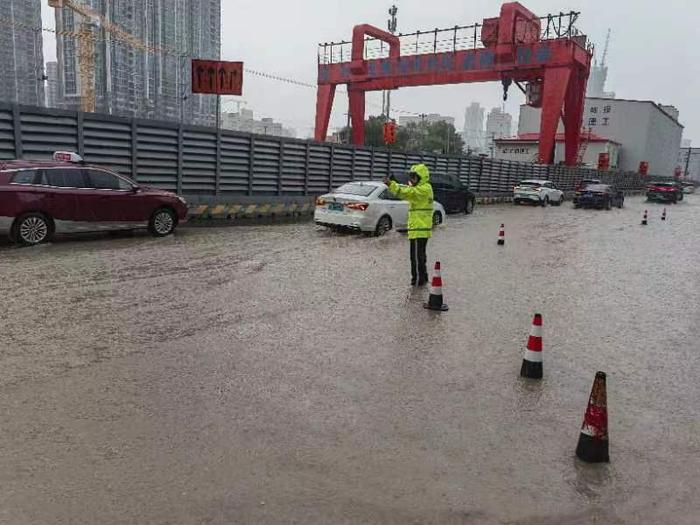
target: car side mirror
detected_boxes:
[131,185,140,193]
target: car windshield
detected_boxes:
[334,183,377,197]
[518,181,541,187]
[652,182,674,187]
[584,184,609,192]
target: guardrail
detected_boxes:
[0,102,654,204]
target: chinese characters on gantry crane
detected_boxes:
[315,2,593,166]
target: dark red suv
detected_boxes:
[0,152,188,245]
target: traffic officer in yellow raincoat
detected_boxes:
[384,164,434,286]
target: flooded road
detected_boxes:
[1,196,699,524]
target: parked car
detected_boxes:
[0,151,188,245]
[430,173,476,214]
[573,184,624,209]
[647,181,684,203]
[513,179,564,206]
[682,182,696,194]
[314,181,446,236]
[575,178,602,191]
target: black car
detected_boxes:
[430,173,476,214]
[573,184,624,209]
[575,178,602,191]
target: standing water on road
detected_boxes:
[1,196,699,524]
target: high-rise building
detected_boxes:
[222,109,296,138]
[485,107,513,156]
[54,0,221,125]
[45,61,60,108]
[462,102,485,153]
[587,29,615,99]
[0,0,45,106]
[486,107,513,139]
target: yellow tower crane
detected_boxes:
[48,0,158,113]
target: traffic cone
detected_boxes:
[497,224,505,246]
[424,261,449,312]
[520,314,543,379]
[661,208,667,221]
[641,210,648,226]
[576,371,610,463]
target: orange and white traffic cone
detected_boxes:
[641,210,648,226]
[497,224,505,246]
[424,261,449,312]
[576,371,610,463]
[520,313,543,379]
[661,208,667,221]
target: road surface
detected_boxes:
[1,196,699,524]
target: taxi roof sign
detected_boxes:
[53,151,84,163]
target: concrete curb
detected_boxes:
[188,201,315,221]
[475,196,514,205]
[188,190,650,223]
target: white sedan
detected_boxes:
[513,179,565,206]
[314,181,446,236]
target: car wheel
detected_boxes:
[433,211,443,226]
[465,198,475,214]
[541,197,549,207]
[13,212,52,246]
[374,215,392,236]
[149,208,177,237]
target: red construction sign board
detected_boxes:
[192,60,243,95]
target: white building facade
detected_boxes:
[495,133,621,169]
[518,97,683,176]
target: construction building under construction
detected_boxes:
[0,0,45,107]
[54,0,221,125]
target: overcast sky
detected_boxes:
[42,0,700,143]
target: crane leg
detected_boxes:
[564,66,588,166]
[349,88,366,146]
[314,85,336,142]
[538,67,571,165]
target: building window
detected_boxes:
[588,117,597,126]
[602,117,610,126]
[603,105,611,113]
[590,106,598,114]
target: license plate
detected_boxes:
[328,203,344,211]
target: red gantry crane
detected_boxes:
[315,2,593,166]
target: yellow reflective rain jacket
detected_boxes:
[388,164,434,239]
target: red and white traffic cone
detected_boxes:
[520,314,543,379]
[497,224,505,246]
[661,208,667,221]
[424,261,449,312]
[576,371,610,463]
[641,210,648,226]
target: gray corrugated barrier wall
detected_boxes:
[0,102,654,204]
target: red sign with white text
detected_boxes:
[192,60,243,95]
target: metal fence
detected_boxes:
[0,102,652,201]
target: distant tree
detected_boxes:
[339,117,464,154]
[337,116,385,147]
